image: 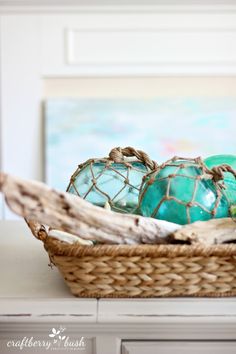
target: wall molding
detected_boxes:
[1,4,236,14]
[41,11,236,76]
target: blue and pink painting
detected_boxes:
[45,98,236,191]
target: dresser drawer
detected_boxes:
[122,341,236,354]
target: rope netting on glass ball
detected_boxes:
[67,147,158,214]
[139,156,236,225]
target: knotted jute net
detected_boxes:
[66,146,158,214]
[139,156,236,224]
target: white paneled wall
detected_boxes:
[0,15,42,218]
[0,16,2,218]
[41,11,236,76]
[1,5,236,219]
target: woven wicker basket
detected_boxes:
[27,220,236,298]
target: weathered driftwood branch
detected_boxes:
[0,173,180,244]
[171,217,236,245]
[1,173,236,246]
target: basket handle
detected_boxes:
[108,146,158,170]
[25,219,47,242]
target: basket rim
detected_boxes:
[44,238,236,258]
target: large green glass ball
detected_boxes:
[139,159,229,225]
[67,160,148,214]
[204,154,236,204]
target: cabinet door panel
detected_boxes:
[122,341,236,354]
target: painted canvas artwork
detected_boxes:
[45,98,236,191]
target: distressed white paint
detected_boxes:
[0,299,97,322]
[98,298,236,323]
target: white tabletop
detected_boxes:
[1,221,236,326]
[0,220,73,298]
[0,220,97,322]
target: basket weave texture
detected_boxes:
[43,236,236,298]
[25,220,236,298]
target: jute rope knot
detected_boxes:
[139,156,236,224]
[209,164,236,183]
[109,146,158,171]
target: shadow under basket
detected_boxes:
[27,220,236,298]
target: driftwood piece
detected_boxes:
[1,173,236,246]
[171,218,236,245]
[0,173,181,244]
[48,229,94,246]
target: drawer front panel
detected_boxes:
[122,341,236,354]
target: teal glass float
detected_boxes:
[139,157,230,225]
[67,147,157,214]
[204,155,236,205]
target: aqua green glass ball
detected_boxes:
[139,160,229,225]
[67,161,148,213]
[204,154,236,205]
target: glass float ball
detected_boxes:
[139,158,230,225]
[67,160,149,214]
[204,154,236,205]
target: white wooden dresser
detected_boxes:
[0,221,236,354]
[1,3,236,353]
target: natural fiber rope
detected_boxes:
[139,156,236,223]
[27,217,236,299]
[66,146,157,214]
[48,292,236,299]
[44,238,236,257]
[46,240,236,298]
[208,164,236,183]
[109,146,158,170]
